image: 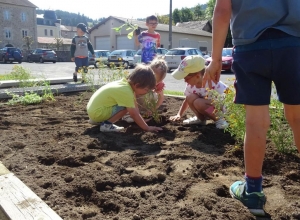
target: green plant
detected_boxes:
[138,92,161,124]
[269,92,296,154]
[209,81,297,154]
[0,65,32,81]
[112,19,139,39]
[7,92,43,105]
[23,36,34,51]
[82,66,129,92]
[53,37,64,51]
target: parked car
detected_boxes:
[88,50,110,68]
[205,48,233,71]
[164,48,203,72]
[0,47,23,64]
[133,48,169,66]
[107,49,136,68]
[27,49,57,63]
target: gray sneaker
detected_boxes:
[100,122,125,132]
[183,116,206,125]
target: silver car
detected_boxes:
[133,48,169,66]
[107,49,136,68]
[88,50,110,68]
[164,48,204,72]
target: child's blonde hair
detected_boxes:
[149,57,168,83]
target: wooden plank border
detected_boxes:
[0,170,62,220]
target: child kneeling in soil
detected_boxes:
[169,55,228,129]
[86,65,162,132]
[122,58,168,123]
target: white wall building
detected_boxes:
[89,16,212,53]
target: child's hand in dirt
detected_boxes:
[169,114,181,121]
[147,126,162,132]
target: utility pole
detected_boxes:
[168,0,172,49]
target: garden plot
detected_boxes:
[0,93,300,220]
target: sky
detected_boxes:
[29,0,209,20]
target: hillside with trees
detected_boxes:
[36,9,105,27]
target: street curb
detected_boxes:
[0,77,82,89]
[0,83,101,99]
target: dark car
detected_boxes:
[0,47,23,64]
[27,49,57,63]
[205,48,233,72]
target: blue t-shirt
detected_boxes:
[231,0,300,45]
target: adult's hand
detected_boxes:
[203,60,222,88]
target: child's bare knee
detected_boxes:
[186,94,198,104]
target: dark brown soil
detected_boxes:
[0,93,300,220]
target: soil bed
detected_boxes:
[0,93,300,220]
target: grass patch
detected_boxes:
[164,90,184,96]
[0,65,33,81]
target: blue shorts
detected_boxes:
[75,57,89,72]
[232,29,300,105]
[111,105,125,117]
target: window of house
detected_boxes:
[44,29,47,36]
[4,29,11,39]
[22,30,28,38]
[50,30,53,36]
[4,10,10,20]
[21,12,27,22]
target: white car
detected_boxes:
[88,50,110,68]
[164,48,204,72]
[133,48,169,66]
[107,49,137,68]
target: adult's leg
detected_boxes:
[244,105,270,177]
[283,104,300,151]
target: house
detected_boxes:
[36,10,61,38]
[89,16,212,53]
[176,20,212,33]
[60,25,77,39]
[36,10,74,51]
[37,37,72,51]
[0,0,37,49]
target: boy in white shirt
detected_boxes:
[169,55,228,129]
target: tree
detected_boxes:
[173,8,181,24]
[204,0,233,47]
[194,4,204,20]
[157,14,170,25]
[205,0,216,20]
[180,7,194,22]
[23,36,34,51]
[53,38,64,51]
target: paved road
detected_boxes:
[0,62,235,92]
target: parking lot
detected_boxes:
[0,62,234,92]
